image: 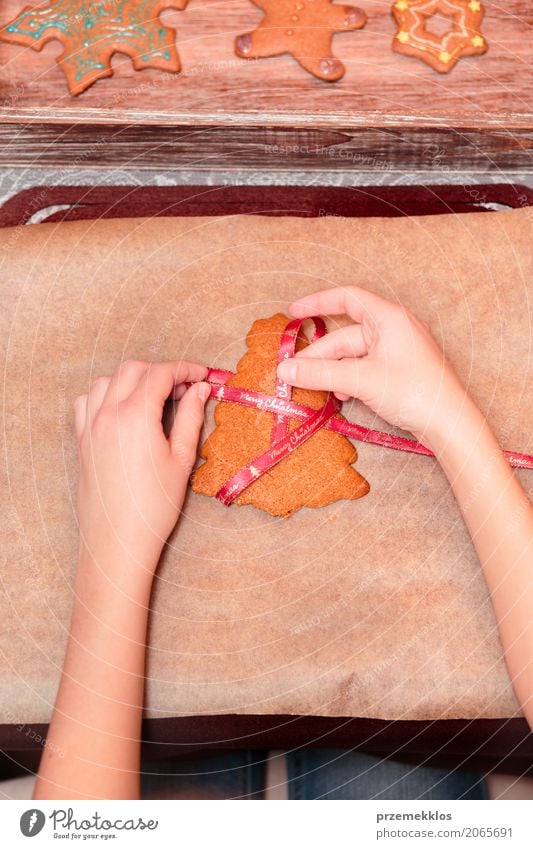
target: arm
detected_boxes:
[425,403,533,728]
[34,360,209,799]
[277,286,533,730]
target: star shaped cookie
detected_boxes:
[235,0,367,82]
[0,0,188,95]
[391,0,487,73]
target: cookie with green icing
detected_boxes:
[0,0,188,96]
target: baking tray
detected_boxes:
[1,181,532,773]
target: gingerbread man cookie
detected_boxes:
[192,313,370,517]
[0,0,188,96]
[391,0,487,73]
[235,0,367,82]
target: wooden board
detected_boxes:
[0,0,532,171]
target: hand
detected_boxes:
[74,360,209,583]
[276,286,471,447]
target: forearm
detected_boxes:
[426,399,533,728]
[34,553,154,800]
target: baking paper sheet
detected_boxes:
[1,208,532,723]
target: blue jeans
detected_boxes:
[286,750,488,800]
[141,750,266,800]
[141,750,488,800]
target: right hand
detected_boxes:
[276,286,472,447]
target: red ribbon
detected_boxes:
[195,317,533,506]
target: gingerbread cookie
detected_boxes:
[192,313,370,517]
[391,0,487,73]
[235,0,367,82]
[0,0,188,96]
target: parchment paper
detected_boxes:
[1,208,532,724]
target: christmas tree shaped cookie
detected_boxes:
[192,313,370,517]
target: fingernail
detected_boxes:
[277,360,297,383]
[197,381,211,402]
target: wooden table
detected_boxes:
[0,0,532,172]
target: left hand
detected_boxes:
[74,360,209,582]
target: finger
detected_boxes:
[289,286,393,324]
[73,394,88,439]
[87,376,111,423]
[169,382,210,475]
[296,325,367,360]
[171,383,188,401]
[103,359,149,407]
[131,361,209,414]
[277,356,372,399]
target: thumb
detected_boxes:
[169,381,210,474]
[277,356,372,400]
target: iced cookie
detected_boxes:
[391,0,487,73]
[235,0,367,82]
[0,0,188,95]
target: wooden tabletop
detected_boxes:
[1,1,532,172]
